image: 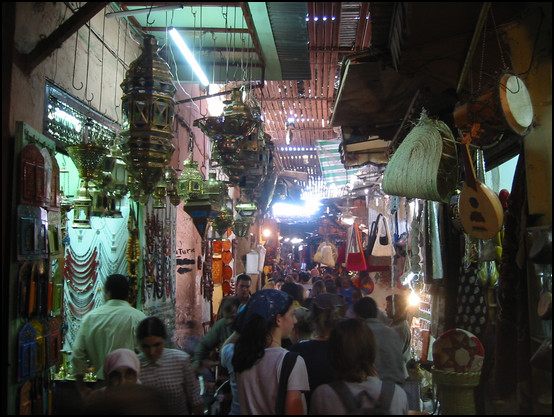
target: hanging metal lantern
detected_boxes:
[165,167,181,207]
[235,201,258,218]
[232,214,253,237]
[120,35,176,200]
[212,205,234,238]
[194,88,257,141]
[72,182,92,229]
[152,182,167,209]
[203,172,227,210]
[177,157,204,204]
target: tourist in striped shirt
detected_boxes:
[137,316,204,415]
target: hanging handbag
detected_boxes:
[346,223,367,271]
[371,215,392,257]
[366,215,392,275]
[366,214,381,257]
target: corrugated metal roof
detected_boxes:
[266,2,311,80]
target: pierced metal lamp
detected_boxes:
[177,157,205,204]
[120,35,176,200]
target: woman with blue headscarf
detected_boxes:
[231,289,310,414]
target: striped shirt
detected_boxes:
[138,348,203,415]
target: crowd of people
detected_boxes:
[70,266,416,415]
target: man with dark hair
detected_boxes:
[72,274,146,400]
[235,273,252,308]
[354,297,408,386]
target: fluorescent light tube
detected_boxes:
[169,28,209,86]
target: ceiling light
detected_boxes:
[169,28,209,86]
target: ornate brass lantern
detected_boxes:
[164,167,181,207]
[212,205,234,238]
[72,182,93,229]
[66,121,109,227]
[120,35,176,200]
[177,157,205,204]
[203,172,227,210]
[152,182,167,209]
[194,88,259,168]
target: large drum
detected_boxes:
[453,73,534,147]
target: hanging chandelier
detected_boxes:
[66,119,109,228]
[193,87,258,165]
[119,35,176,201]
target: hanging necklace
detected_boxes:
[126,207,140,280]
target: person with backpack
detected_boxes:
[231,289,310,414]
[310,318,409,415]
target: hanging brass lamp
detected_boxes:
[212,204,234,239]
[203,171,227,210]
[177,156,205,204]
[120,35,176,200]
[72,181,93,229]
[165,166,181,207]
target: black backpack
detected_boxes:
[328,380,395,415]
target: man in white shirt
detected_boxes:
[71,274,146,399]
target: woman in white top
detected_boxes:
[232,289,310,414]
[310,318,409,415]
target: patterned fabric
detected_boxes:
[233,289,292,332]
[455,268,488,339]
[71,299,146,379]
[139,348,203,415]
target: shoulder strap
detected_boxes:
[275,351,299,415]
[328,380,360,414]
[376,380,396,411]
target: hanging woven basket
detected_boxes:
[382,112,459,203]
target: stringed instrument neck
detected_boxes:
[460,139,478,190]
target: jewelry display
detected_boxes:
[143,210,174,301]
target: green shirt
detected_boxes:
[192,318,233,369]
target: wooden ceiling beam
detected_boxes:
[16,2,109,73]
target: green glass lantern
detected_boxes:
[235,201,258,218]
[177,157,204,204]
[72,182,92,229]
[212,205,234,238]
[232,214,253,237]
[203,172,227,209]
